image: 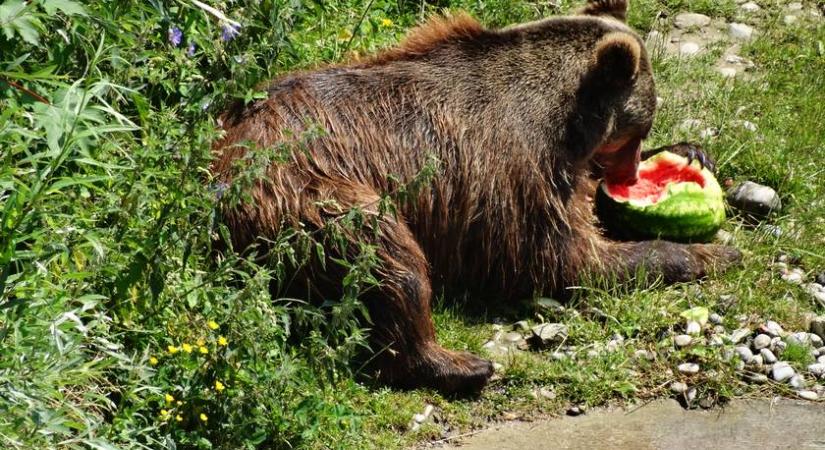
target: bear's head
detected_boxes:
[577,0,657,184]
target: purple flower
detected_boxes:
[168,26,182,47]
[210,182,229,201]
[221,23,241,42]
[187,41,196,57]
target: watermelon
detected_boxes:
[595,150,725,242]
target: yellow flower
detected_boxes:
[182,343,193,354]
[337,29,352,42]
[214,380,225,392]
[175,414,183,422]
[199,345,208,354]
[160,409,170,419]
[149,356,159,366]
[197,338,205,346]
[207,320,219,330]
[217,336,228,346]
[381,18,394,28]
[199,413,208,422]
[165,393,175,403]
[167,345,179,355]
[176,400,183,406]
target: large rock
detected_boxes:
[674,13,712,28]
[729,23,755,40]
[727,181,781,217]
[530,323,568,347]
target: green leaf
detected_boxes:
[41,0,86,16]
[0,0,41,44]
[680,306,710,326]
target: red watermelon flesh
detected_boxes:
[605,158,706,204]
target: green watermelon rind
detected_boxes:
[595,151,726,242]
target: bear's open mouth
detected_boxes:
[592,135,643,185]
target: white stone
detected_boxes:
[675,335,693,347]
[739,120,758,132]
[819,355,825,364]
[753,334,772,350]
[729,23,755,40]
[764,321,784,337]
[680,42,701,56]
[761,348,778,364]
[679,363,700,374]
[671,381,688,394]
[808,363,825,377]
[735,346,754,363]
[710,313,724,325]
[784,15,799,25]
[718,67,737,78]
[772,362,796,382]
[788,2,804,11]
[811,333,824,348]
[790,374,807,389]
[798,390,818,400]
[686,321,702,336]
[750,355,764,366]
[729,328,751,344]
[675,13,712,29]
[741,1,760,12]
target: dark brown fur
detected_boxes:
[211,0,740,395]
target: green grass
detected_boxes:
[1,0,824,449]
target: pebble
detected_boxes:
[671,381,688,394]
[763,321,784,337]
[788,332,812,347]
[586,349,600,359]
[740,1,760,12]
[790,374,807,389]
[753,334,772,350]
[735,346,754,363]
[678,363,700,375]
[700,126,721,138]
[686,388,697,403]
[680,42,701,57]
[787,2,804,11]
[679,119,703,131]
[674,335,693,347]
[710,313,724,325]
[729,328,751,344]
[744,373,769,383]
[811,334,824,348]
[774,339,787,354]
[772,362,796,382]
[782,270,804,284]
[750,355,764,367]
[551,351,568,361]
[674,12,712,28]
[739,120,758,132]
[709,335,725,347]
[727,181,782,217]
[567,405,586,416]
[634,349,655,361]
[503,331,525,344]
[817,273,825,286]
[532,387,556,400]
[729,23,754,40]
[761,348,778,364]
[808,363,825,377]
[531,323,568,346]
[820,355,825,364]
[784,15,798,25]
[717,67,737,78]
[798,390,818,401]
[686,321,702,336]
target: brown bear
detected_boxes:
[211,0,740,395]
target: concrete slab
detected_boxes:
[440,399,825,450]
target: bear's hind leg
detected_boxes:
[305,182,493,395]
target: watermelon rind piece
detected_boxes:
[595,151,726,242]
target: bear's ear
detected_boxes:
[592,32,641,86]
[580,0,629,22]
